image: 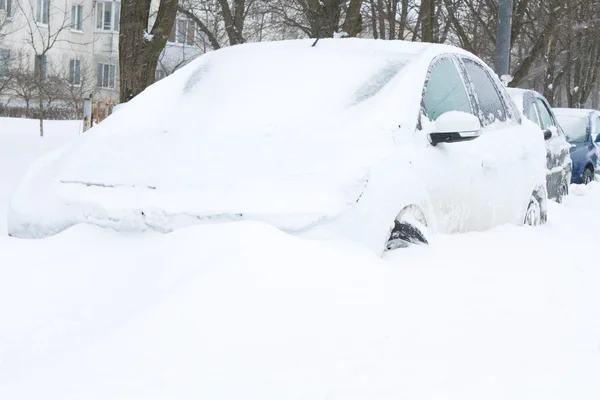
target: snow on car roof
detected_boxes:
[51,39,474,190]
[553,108,597,118]
[506,88,529,111]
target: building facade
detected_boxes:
[0,0,201,113]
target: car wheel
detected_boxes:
[556,178,568,203]
[385,206,428,251]
[582,167,593,185]
[524,195,542,226]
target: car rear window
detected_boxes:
[556,115,589,143]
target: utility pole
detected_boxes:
[494,0,514,84]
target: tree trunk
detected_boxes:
[38,63,44,137]
[421,0,435,42]
[38,96,44,137]
[119,0,178,103]
[399,0,408,39]
[177,6,221,49]
[217,0,245,44]
[388,0,397,40]
[377,0,386,38]
[369,0,379,39]
[342,0,363,36]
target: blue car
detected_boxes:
[554,108,600,184]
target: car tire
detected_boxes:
[582,167,593,185]
[524,195,542,226]
[556,178,568,203]
[386,206,428,251]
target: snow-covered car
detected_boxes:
[553,108,600,185]
[507,88,572,202]
[7,39,548,254]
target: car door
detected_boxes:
[457,57,538,227]
[418,55,489,233]
[535,96,571,197]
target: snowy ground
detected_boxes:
[0,118,82,233]
[1,118,600,399]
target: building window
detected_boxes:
[34,55,47,80]
[0,49,10,76]
[169,19,195,45]
[155,69,166,81]
[0,0,13,17]
[69,59,81,85]
[97,63,116,88]
[71,5,83,30]
[96,1,120,31]
[36,0,49,24]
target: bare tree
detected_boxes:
[15,0,79,135]
[10,68,37,117]
[59,59,98,115]
[118,0,178,102]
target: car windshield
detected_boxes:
[556,115,588,143]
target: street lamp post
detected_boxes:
[495,0,514,85]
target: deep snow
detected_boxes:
[1,118,600,399]
[0,118,81,233]
[8,39,547,256]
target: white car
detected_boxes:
[8,39,547,254]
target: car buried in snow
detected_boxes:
[553,108,600,185]
[7,39,548,254]
[506,88,572,202]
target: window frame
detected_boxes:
[535,97,556,129]
[36,0,49,25]
[69,59,81,86]
[71,4,83,31]
[169,18,195,45]
[0,0,13,17]
[155,69,166,81]
[95,1,120,32]
[524,98,542,127]
[419,54,474,126]
[97,62,116,89]
[458,56,511,127]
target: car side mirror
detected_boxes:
[543,129,552,140]
[428,111,481,146]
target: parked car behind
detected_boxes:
[8,39,548,254]
[507,88,572,202]
[554,108,600,184]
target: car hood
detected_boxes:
[7,140,374,238]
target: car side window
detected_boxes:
[524,102,541,127]
[462,59,507,126]
[422,57,472,121]
[536,98,554,129]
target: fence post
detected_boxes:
[83,95,92,133]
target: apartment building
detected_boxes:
[0,0,201,108]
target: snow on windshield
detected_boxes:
[556,115,589,143]
[181,43,413,128]
[354,61,408,103]
[49,39,425,192]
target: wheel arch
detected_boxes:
[531,183,548,223]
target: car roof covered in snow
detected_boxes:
[506,88,547,111]
[553,108,598,118]
[46,39,481,190]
